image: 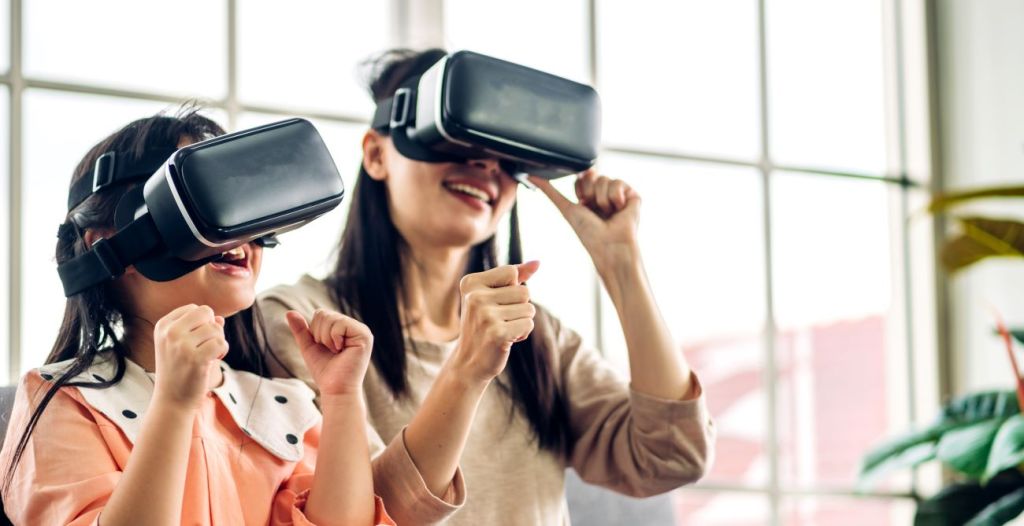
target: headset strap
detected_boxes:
[56,214,162,297]
[66,147,177,211]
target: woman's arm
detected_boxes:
[599,247,696,400]
[403,262,540,498]
[531,172,696,400]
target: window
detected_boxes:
[0,85,8,382]
[24,0,226,97]
[1,2,937,524]
[4,1,391,375]
[445,0,930,523]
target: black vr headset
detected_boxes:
[371,50,602,180]
[58,118,345,297]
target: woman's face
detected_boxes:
[364,131,519,249]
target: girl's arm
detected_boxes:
[285,311,376,526]
[101,304,230,525]
[531,172,696,400]
[96,401,194,525]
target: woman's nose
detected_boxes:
[467,158,502,175]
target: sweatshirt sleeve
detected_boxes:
[539,307,716,497]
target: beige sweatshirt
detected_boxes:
[259,275,715,526]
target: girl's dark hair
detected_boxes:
[329,49,572,455]
[3,105,285,495]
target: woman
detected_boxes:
[0,109,393,525]
[260,49,715,525]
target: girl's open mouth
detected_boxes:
[208,245,252,277]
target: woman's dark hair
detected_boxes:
[329,49,572,455]
[3,105,285,495]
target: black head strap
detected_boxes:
[371,80,464,165]
[66,146,177,211]
[56,214,163,297]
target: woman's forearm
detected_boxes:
[403,366,489,497]
[98,401,194,526]
[306,394,375,526]
[598,246,696,400]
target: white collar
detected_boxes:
[39,355,320,462]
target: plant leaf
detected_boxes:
[985,415,1024,482]
[942,217,1024,272]
[940,391,1020,423]
[857,440,937,491]
[915,482,1008,526]
[936,419,1004,478]
[1012,330,1024,347]
[859,391,1019,488]
[966,487,1024,526]
[929,186,1024,213]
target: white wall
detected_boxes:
[938,0,1024,394]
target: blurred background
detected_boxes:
[2,0,1023,524]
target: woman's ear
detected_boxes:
[362,129,388,182]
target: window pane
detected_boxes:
[771,173,909,490]
[598,154,768,486]
[516,176,598,346]
[597,0,760,160]
[781,496,915,526]
[767,0,888,174]
[444,0,589,83]
[21,91,202,374]
[236,113,364,292]
[673,490,771,525]
[237,2,391,117]
[0,85,8,381]
[25,1,226,97]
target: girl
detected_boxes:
[260,49,716,525]
[0,109,393,526]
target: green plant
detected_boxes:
[858,185,1024,525]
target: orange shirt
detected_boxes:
[0,357,394,525]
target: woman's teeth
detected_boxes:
[445,183,490,203]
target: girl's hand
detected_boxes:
[450,261,540,385]
[529,169,642,272]
[286,310,373,397]
[152,304,227,410]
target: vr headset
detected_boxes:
[371,50,602,180]
[58,118,345,297]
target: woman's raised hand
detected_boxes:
[450,261,540,384]
[529,169,642,273]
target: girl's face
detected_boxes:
[117,242,263,321]
[363,131,519,249]
[110,136,263,322]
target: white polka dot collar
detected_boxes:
[38,356,321,462]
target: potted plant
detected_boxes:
[858,185,1024,525]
